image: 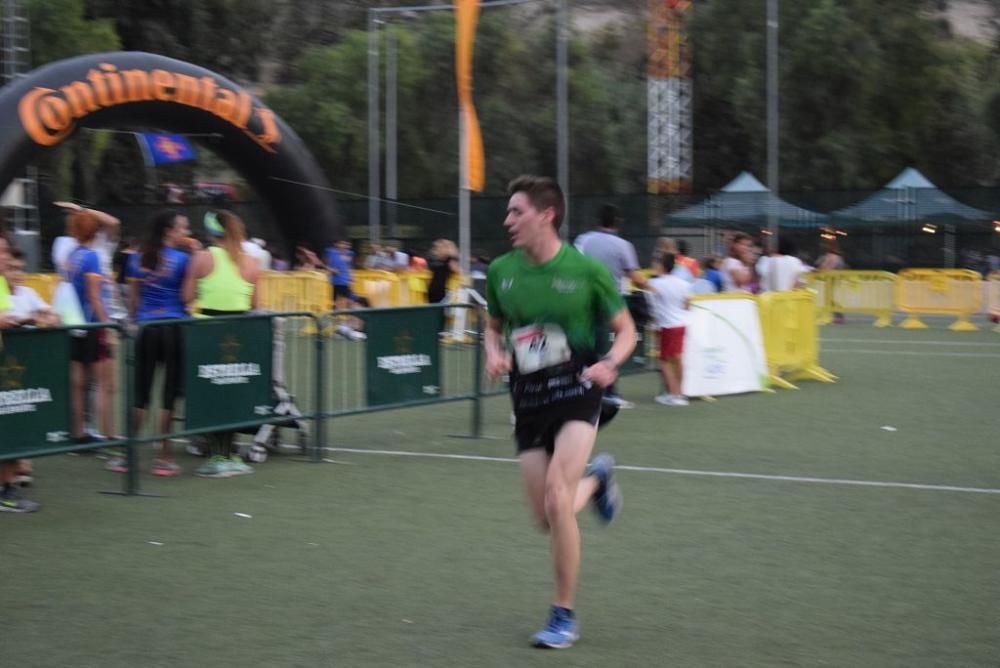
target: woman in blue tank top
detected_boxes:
[117,210,195,477]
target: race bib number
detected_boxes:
[512,324,571,374]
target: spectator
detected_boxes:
[182,210,260,478]
[0,235,41,513]
[720,232,755,293]
[119,210,196,477]
[384,241,409,271]
[5,248,59,327]
[574,204,648,408]
[649,253,691,406]
[676,240,701,278]
[654,237,694,282]
[322,239,366,339]
[294,245,324,271]
[758,237,806,292]
[700,255,724,293]
[817,239,848,323]
[427,239,460,304]
[64,208,117,445]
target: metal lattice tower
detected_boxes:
[647,0,692,194]
[2,0,31,83]
[1,0,41,270]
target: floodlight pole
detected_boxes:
[386,25,398,240]
[766,0,779,245]
[368,10,382,245]
[557,0,569,240]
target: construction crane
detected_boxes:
[647,0,692,194]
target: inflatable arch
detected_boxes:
[0,51,340,247]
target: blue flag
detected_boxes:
[141,132,197,165]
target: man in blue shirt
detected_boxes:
[324,239,354,309]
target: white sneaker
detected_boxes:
[654,393,672,406]
[604,395,635,409]
[667,395,689,406]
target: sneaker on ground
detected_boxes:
[654,393,672,406]
[668,395,689,406]
[0,487,41,513]
[194,456,232,478]
[151,460,181,477]
[226,456,255,476]
[585,453,623,523]
[603,394,635,409]
[104,457,128,473]
[531,607,579,649]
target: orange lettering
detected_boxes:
[86,69,111,106]
[174,73,200,107]
[60,81,98,118]
[121,69,150,102]
[18,87,75,146]
[199,77,217,110]
[236,92,252,128]
[213,88,238,123]
[99,64,125,105]
[150,69,175,101]
[254,108,281,146]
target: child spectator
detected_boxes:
[649,253,691,406]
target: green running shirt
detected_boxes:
[486,244,625,369]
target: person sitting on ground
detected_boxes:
[649,253,692,406]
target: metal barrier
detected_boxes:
[756,289,836,389]
[988,272,1000,333]
[321,304,484,438]
[0,322,128,460]
[896,269,983,331]
[811,270,898,328]
[352,270,401,307]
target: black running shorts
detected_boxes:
[511,361,603,456]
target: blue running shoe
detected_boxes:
[531,607,579,649]
[586,453,623,523]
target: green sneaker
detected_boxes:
[226,455,255,477]
[195,456,232,478]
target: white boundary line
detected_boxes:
[326,448,1000,495]
[822,349,1000,358]
[822,338,1000,347]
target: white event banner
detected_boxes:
[681,296,768,397]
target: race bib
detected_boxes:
[512,323,571,374]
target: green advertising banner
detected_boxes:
[0,329,71,458]
[364,308,442,407]
[182,317,273,431]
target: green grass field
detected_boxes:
[4,317,999,667]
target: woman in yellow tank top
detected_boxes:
[182,210,259,314]
[181,210,261,478]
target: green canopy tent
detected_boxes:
[668,172,827,228]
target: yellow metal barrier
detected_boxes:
[22,273,61,305]
[896,269,982,331]
[405,270,431,304]
[757,289,836,389]
[812,270,898,328]
[351,270,400,307]
[805,273,832,325]
[988,272,1000,333]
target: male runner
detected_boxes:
[485,175,637,649]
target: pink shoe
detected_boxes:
[151,460,181,477]
[105,457,128,473]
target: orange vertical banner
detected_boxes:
[455,0,485,192]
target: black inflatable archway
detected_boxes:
[0,51,339,247]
